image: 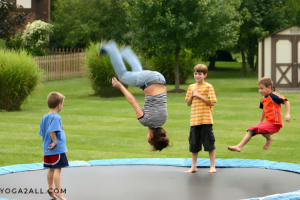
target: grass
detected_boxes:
[0,63,299,167]
[0,39,6,49]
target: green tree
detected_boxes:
[0,0,30,39]
[127,0,241,91]
[51,0,128,49]
[283,0,300,25]
[236,0,287,74]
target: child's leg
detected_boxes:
[185,152,198,173]
[208,150,216,173]
[261,133,273,150]
[100,41,144,87]
[228,131,254,152]
[120,47,143,72]
[53,168,67,200]
[99,41,128,78]
[47,168,57,199]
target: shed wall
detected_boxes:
[258,41,262,79]
[264,37,272,79]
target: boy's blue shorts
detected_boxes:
[44,153,69,168]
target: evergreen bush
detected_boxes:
[0,49,41,111]
[84,42,128,97]
[5,30,23,51]
[150,49,195,84]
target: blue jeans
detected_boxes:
[100,41,166,89]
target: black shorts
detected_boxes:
[189,124,215,152]
[44,153,69,168]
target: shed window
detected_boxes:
[17,0,31,8]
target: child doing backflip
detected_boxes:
[185,64,217,173]
[228,77,290,152]
[98,41,170,151]
[39,92,68,200]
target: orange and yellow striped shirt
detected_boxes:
[185,82,217,126]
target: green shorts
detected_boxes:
[189,124,215,152]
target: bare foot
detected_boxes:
[263,138,273,150]
[208,167,217,173]
[47,188,57,199]
[227,146,241,152]
[56,193,67,200]
[185,167,197,173]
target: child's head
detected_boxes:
[194,64,208,75]
[47,92,65,109]
[147,127,170,151]
[258,77,273,88]
[194,64,208,83]
[257,77,273,96]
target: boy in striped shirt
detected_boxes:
[228,77,290,152]
[185,64,217,173]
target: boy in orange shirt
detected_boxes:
[228,77,290,152]
[185,64,217,173]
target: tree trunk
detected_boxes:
[253,55,258,74]
[241,49,247,75]
[175,46,180,90]
[208,55,217,69]
[248,55,254,70]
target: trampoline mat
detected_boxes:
[1,165,300,200]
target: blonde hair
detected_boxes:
[194,64,208,74]
[258,77,273,88]
[47,92,65,109]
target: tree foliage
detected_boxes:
[0,0,30,39]
[51,0,129,49]
[127,0,241,90]
[236,0,289,74]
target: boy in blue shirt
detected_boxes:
[39,92,68,200]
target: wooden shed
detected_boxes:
[258,25,300,93]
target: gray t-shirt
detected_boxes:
[138,92,167,128]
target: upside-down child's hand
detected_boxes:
[112,77,122,89]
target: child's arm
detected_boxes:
[283,100,290,122]
[112,77,144,118]
[260,110,265,123]
[186,91,194,106]
[48,131,57,149]
[193,88,215,106]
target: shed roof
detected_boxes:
[257,24,300,42]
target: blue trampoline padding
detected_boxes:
[0,163,43,175]
[243,191,300,200]
[67,161,89,167]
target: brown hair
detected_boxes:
[47,92,65,109]
[194,64,208,74]
[258,77,273,88]
[148,127,170,151]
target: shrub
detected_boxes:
[22,20,53,56]
[84,41,128,97]
[5,30,23,51]
[0,49,41,111]
[150,49,195,84]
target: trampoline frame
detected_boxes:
[1,158,300,200]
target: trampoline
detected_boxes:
[1,158,300,200]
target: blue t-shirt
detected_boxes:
[39,113,68,156]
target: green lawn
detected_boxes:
[0,65,299,167]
